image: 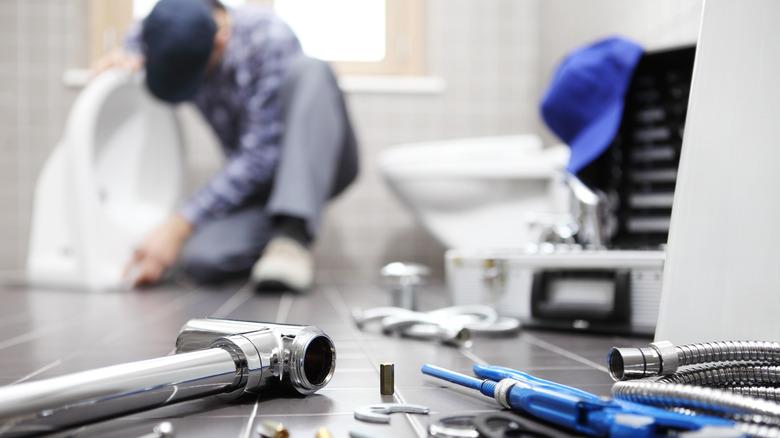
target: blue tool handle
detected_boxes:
[423,364,741,438]
[611,399,738,432]
[474,364,602,401]
[423,364,605,436]
[422,364,488,392]
[508,386,741,437]
[507,384,610,436]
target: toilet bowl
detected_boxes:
[378,135,570,249]
[27,68,186,291]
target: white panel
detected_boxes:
[655,0,780,343]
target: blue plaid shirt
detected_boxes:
[127,5,302,226]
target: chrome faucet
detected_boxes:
[530,172,610,248]
[0,319,336,437]
[565,172,608,247]
[380,262,430,310]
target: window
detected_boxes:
[275,0,386,62]
[89,0,423,76]
[274,0,424,75]
[134,0,247,18]
[88,0,134,64]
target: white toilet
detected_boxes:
[378,135,570,249]
[27,68,186,291]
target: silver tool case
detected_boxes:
[445,247,664,335]
[442,46,697,336]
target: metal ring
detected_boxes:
[493,379,517,409]
[473,412,554,438]
[427,415,480,438]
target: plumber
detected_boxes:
[93,0,358,291]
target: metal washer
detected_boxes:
[427,415,480,438]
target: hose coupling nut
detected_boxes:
[607,340,679,381]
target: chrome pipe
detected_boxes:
[0,319,336,437]
[0,349,238,437]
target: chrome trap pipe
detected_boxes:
[0,319,336,437]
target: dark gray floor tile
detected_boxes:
[399,386,499,413]
[0,277,647,437]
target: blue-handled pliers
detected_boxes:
[422,364,745,438]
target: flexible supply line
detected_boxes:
[608,340,780,380]
[608,340,780,435]
[352,305,521,348]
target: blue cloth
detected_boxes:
[540,37,643,174]
[126,4,303,227]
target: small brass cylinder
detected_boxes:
[256,421,289,438]
[380,363,394,395]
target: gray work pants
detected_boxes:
[178,56,358,283]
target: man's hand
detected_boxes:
[125,214,193,287]
[90,48,145,78]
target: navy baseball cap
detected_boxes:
[142,0,217,103]
[541,37,643,174]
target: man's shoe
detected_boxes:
[251,237,315,292]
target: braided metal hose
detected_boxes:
[739,423,780,438]
[612,380,780,424]
[659,363,780,402]
[608,340,780,380]
[675,341,780,367]
[607,340,780,437]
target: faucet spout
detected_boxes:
[0,319,335,437]
[565,172,608,247]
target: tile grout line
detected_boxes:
[2,288,218,437]
[320,284,384,375]
[0,289,173,352]
[457,346,490,366]
[210,283,255,319]
[0,291,202,404]
[101,289,212,343]
[523,333,609,374]
[320,281,428,438]
[0,325,66,352]
[275,292,295,323]
[238,289,294,438]
[11,359,62,385]
[238,398,261,438]
[7,289,210,387]
[4,283,329,436]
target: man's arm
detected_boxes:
[91,22,144,76]
[124,213,192,287]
